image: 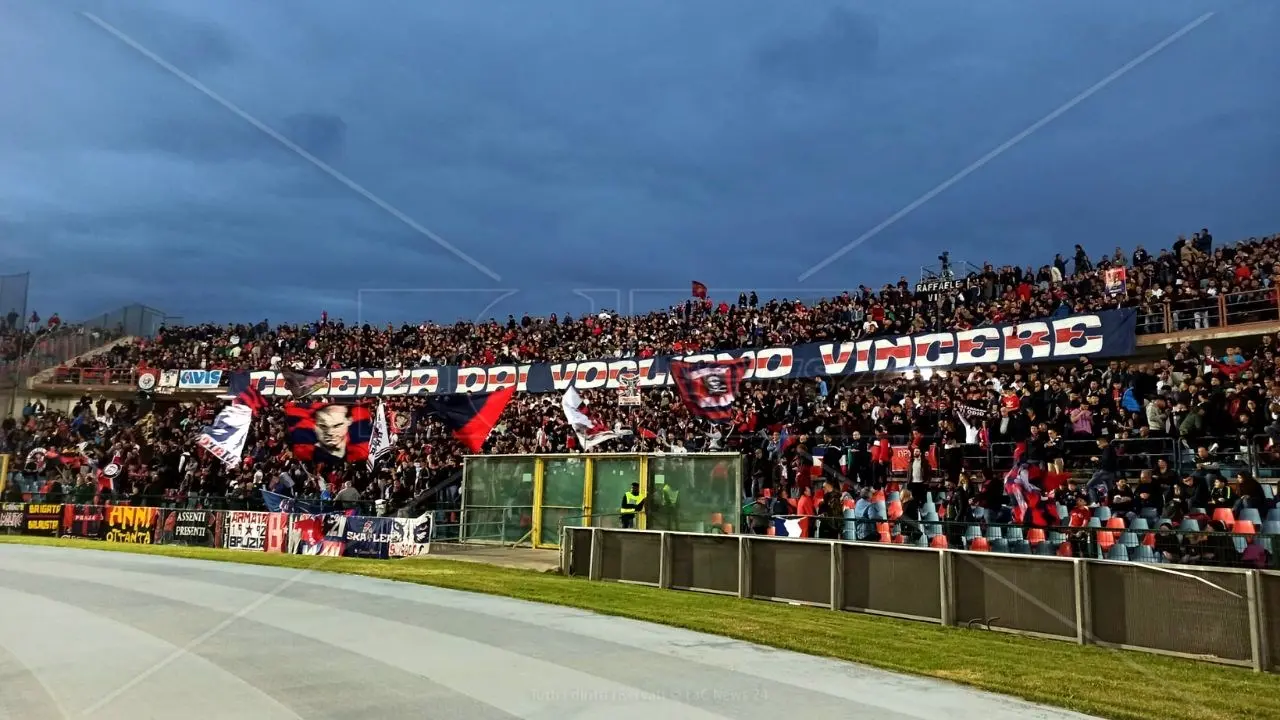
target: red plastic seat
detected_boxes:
[1212,508,1235,529]
[968,537,990,552]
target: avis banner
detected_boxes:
[178,369,224,390]
[105,506,157,544]
[0,502,24,532]
[63,504,106,539]
[388,515,432,558]
[226,510,269,551]
[23,503,62,537]
[244,310,1137,397]
[342,516,394,560]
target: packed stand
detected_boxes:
[4,230,1279,569]
[77,230,1280,374]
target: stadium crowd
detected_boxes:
[5,229,1280,567]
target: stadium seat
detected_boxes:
[1035,541,1055,556]
[1056,542,1074,557]
[1232,520,1257,553]
[1212,508,1235,529]
[1139,507,1160,525]
[1005,526,1024,541]
[1239,508,1262,526]
[1131,545,1158,563]
[1026,528,1046,545]
[911,535,928,548]
[1048,530,1068,545]
[1266,509,1280,524]
[963,524,982,541]
[1179,518,1201,532]
[1008,540,1030,554]
[921,502,937,515]
[841,509,857,541]
[967,536,990,552]
[1129,517,1149,531]
[1093,506,1111,522]
[1087,517,1102,528]
[990,538,1009,553]
[929,534,949,549]
[886,501,903,521]
[1106,544,1130,562]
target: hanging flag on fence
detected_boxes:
[669,358,750,423]
[421,386,516,453]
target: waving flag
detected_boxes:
[197,374,271,468]
[422,386,516,453]
[96,452,123,494]
[261,489,320,514]
[196,404,253,468]
[669,358,750,423]
[562,386,630,450]
[367,399,396,470]
[284,401,373,464]
[282,369,331,399]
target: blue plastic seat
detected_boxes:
[1118,530,1139,547]
[841,509,858,541]
[1239,508,1263,525]
[1094,506,1112,522]
[1005,526,1025,541]
[985,524,1004,541]
[1266,509,1280,524]
[1008,540,1030,554]
[1087,517,1102,528]
[1128,518,1150,531]
[990,538,1010,554]
[1106,544,1130,561]
[964,524,982,540]
[1179,518,1200,532]
[1131,545,1158,563]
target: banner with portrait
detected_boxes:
[388,514,432,558]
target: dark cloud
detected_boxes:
[0,0,1275,324]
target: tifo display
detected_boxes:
[0,502,431,559]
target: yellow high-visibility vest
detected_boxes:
[621,491,643,514]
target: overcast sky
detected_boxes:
[1,0,1276,326]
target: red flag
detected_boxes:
[691,281,708,299]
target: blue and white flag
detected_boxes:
[367,399,396,470]
[195,404,252,468]
[261,489,320,515]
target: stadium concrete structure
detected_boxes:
[0,545,1097,720]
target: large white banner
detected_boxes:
[225,510,268,551]
[388,515,432,558]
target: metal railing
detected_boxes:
[564,525,1279,671]
[1136,286,1280,335]
[42,366,140,387]
[743,515,1275,569]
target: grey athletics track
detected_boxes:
[0,545,1098,720]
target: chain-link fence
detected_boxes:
[78,303,169,339]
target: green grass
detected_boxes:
[3,535,1276,720]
